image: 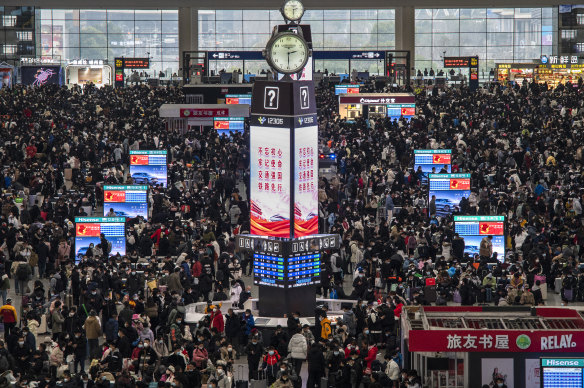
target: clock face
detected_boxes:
[268,33,309,74]
[282,0,304,21]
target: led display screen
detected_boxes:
[250,125,291,238]
[414,149,452,182]
[75,217,125,262]
[213,117,245,136]
[103,185,148,220]
[294,125,318,237]
[541,358,584,388]
[428,173,471,217]
[454,215,505,261]
[225,94,252,105]
[335,84,360,95]
[387,103,416,120]
[21,66,63,86]
[129,150,167,188]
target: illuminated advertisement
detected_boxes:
[428,173,471,217]
[129,150,167,188]
[454,216,505,261]
[103,185,148,220]
[250,125,291,237]
[414,149,452,182]
[21,66,63,87]
[294,123,318,237]
[225,94,252,105]
[213,117,245,137]
[75,217,126,262]
[335,84,360,95]
[387,103,416,120]
[0,68,13,88]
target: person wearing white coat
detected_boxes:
[287,330,307,378]
[229,281,242,307]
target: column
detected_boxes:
[178,7,198,63]
[395,6,415,70]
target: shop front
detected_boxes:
[159,104,250,133]
[496,57,584,87]
[338,93,415,120]
[495,63,537,84]
[402,306,584,388]
[65,59,112,87]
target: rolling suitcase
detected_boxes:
[555,277,562,294]
[424,285,437,304]
[321,377,329,388]
[235,365,248,388]
[250,370,267,388]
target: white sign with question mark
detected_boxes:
[264,86,279,110]
[300,86,309,109]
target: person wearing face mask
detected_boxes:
[84,310,102,360]
[325,345,344,386]
[169,315,184,346]
[71,327,87,374]
[136,339,158,377]
[219,341,237,371]
[287,327,307,378]
[192,342,209,369]
[262,346,281,386]
[210,306,225,334]
[271,371,293,388]
[493,377,508,388]
[13,335,32,376]
[246,335,263,380]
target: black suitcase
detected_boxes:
[424,285,437,304]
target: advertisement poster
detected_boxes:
[250,125,291,237]
[103,185,148,220]
[74,217,126,262]
[429,174,471,217]
[481,358,514,388]
[294,125,318,237]
[129,150,168,188]
[455,216,505,260]
[525,359,541,388]
[77,68,102,84]
[414,149,452,182]
[21,66,62,87]
[0,68,13,88]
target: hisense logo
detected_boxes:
[544,360,579,366]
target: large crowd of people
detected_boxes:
[0,76,580,387]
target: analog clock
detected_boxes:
[281,0,305,22]
[265,32,309,74]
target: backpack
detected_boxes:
[54,276,65,293]
[329,289,338,299]
[16,264,28,281]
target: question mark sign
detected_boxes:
[301,89,307,105]
[268,90,276,107]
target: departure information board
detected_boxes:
[253,252,321,288]
[454,215,505,261]
[414,149,452,182]
[129,150,167,188]
[428,173,471,217]
[74,217,126,262]
[103,185,148,219]
[541,358,584,388]
[387,103,416,120]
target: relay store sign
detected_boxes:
[409,330,583,352]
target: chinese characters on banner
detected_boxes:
[447,334,509,350]
[294,125,319,237]
[250,126,291,238]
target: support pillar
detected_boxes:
[178,7,198,72]
[395,6,415,72]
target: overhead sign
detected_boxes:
[409,330,584,353]
[121,58,150,68]
[444,57,473,68]
[339,95,415,105]
[74,217,126,262]
[207,51,264,60]
[103,185,149,220]
[68,59,104,66]
[414,150,452,182]
[129,150,167,188]
[180,108,229,118]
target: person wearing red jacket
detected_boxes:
[150,226,168,246]
[363,341,378,370]
[210,307,224,333]
[191,259,202,278]
[262,346,281,385]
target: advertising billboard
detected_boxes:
[21,66,63,87]
[414,149,452,182]
[250,124,291,238]
[74,217,125,262]
[387,103,416,120]
[129,150,167,188]
[294,123,318,237]
[428,173,471,217]
[335,84,360,95]
[454,215,505,260]
[225,94,252,105]
[103,185,148,220]
[213,117,245,137]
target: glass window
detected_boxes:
[324,20,349,34]
[107,10,134,20]
[79,10,106,20]
[378,34,394,49]
[323,10,350,19]
[215,10,242,20]
[487,18,514,33]
[416,9,433,19]
[487,32,513,46]
[378,9,395,19]
[243,34,270,48]
[432,20,459,33]
[108,19,133,34]
[302,10,323,20]
[487,9,515,18]
[460,8,486,19]
[162,20,178,34]
[351,33,377,48]
[162,10,178,20]
[460,33,486,47]
[460,19,486,33]
[416,20,432,33]
[80,20,106,33]
[415,33,432,46]
[323,33,351,48]
[433,9,459,19]
[243,10,269,20]
[135,20,161,33]
[216,20,242,34]
[216,33,242,48]
[161,34,178,47]
[80,46,106,58]
[351,20,376,34]
[351,10,378,19]
[243,20,269,34]
[134,10,161,20]
[80,33,106,47]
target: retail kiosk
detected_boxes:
[338,92,415,120]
